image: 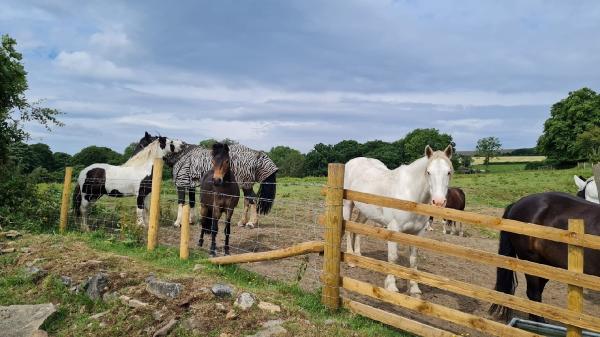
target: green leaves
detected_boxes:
[476,137,502,168]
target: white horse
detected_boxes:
[574,175,599,203]
[73,136,185,231]
[343,145,453,297]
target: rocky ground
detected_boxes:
[0,231,407,337]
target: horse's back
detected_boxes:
[344,157,390,193]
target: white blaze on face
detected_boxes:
[426,158,452,207]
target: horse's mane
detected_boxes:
[121,139,163,167]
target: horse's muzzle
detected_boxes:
[213,178,223,186]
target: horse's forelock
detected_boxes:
[428,151,454,171]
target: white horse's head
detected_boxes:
[424,145,454,207]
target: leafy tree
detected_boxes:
[332,140,363,164]
[304,143,336,176]
[476,137,502,169]
[361,140,404,168]
[575,125,600,163]
[403,128,454,162]
[268,146,305,177]
[509,148,539,156]
[70,146,123,167]
[0,34,61,166]
[28,143,54,171]
[52,152,72,170]
[537,88,600,163]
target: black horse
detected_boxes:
[489,192,600,322]
[198,143,240,257]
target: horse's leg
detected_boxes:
[407,244,422,298]
[174,186,185,227]
[224,206,235,256]
[188,188,196,225]
[198,205,209,247]
[525,275,549,322]
[210,207,223,257]
[244,188,258,228]
[136,193,146,227]
[384,219,400,293]
[426,216,434,231]
[343,200,355,255]
[238,197,250,228]
[458,221,464,237]
[80,197,90,232]
[354,212,368,257]
[449,220,456,235]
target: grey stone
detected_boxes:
[127,299,149,308]
[153,318,178,337]
[225,310,238,320]
[25,258,45,267]
[182,317,204,330]
[257,301,281,313]
[215,303,228,313]
[19,247,31,253]
[0,303,56,337]
[84,273,109,300]
[234,292,256,311]
[246,324,287,337]
[146,277,184,299]
[0,248,16,254]
[60,276,73,287]
[192,264,204,271]
[262,319,285,328]
[211,283,234,297]
[24,266,47,282]
[4,230,21,238]
[102,292,118,302]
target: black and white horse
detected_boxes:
[574,175,599,204]
[73,135,185,231]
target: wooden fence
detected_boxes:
[321,163,600,337]
[59,160,600,337]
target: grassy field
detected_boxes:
[471,155,546,165]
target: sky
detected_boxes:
[2,0,600,154]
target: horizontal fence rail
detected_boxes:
[342,253,600,332]
[344,220,600,291]
[342,277,542,337]
[209,241,324,265]
[344,189,600,250]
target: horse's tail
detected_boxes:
[72,183,82,217]
[489,204,518,321]
[257,171,276,215]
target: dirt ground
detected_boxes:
[157,203,600,337]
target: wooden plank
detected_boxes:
[344,189,600,250]
[147,158,163,251]
[342,277,541,337]
[343,253,600,332]
[594,164,600,202]
[322,163,345,310]
[567,219,585,337]
[345,220,600,291]
[179,204,190,260]
[209,241,324,265]
[342,298,456,337]
[59,167,73,234]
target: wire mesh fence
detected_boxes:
[63,173,328,289]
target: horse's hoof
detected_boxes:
[237,221,245,228]
[347,262,356,268]
[209,251,216,257]
[198,240,204,247]
[246,222,255,229]
[385,284,399,293]
[173,223,181,228]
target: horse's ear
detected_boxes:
[144,131,151,139]
[444,145,453,159]
[424,145,433,158]
[211,142,223,155]
[223,144,229,153]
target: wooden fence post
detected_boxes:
[180,204,190,260]
[59,167,73,234]
[147,158,163,251]
[567,218,584,337]
[322,163,345,310]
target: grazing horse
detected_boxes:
[489,192,600,322]
[574,175,599,204]
[198,143,240,257]
[343,145,454,297]
[73,135,184,230]
[426,187,466,236]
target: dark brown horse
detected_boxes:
[489,192,600,322]
[426,187,466,236]
[198,143,240,257]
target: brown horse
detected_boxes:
[426,187,466,236]
[198,143,240,257]
[489,192,600,322]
